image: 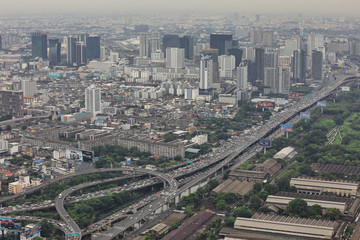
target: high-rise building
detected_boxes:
[0,34,2,50]
[75,42,87,65]
[100,46,106,60]
[228,48,243,67]
[180,35,194,59]
[250,29,262,46]
[139,33,150,58]
[264,49,279,68]
[162,35,181,57]
[149,32,161,55]
[20,80,37,97]
[87,35,100,60]
[262,31,273,46]
[210,34,232,56]
[292,50,307,83]
[0,90,24,118]
[48,38,61,66]
[278,67,291,94]
[31,32,47,59]
[264,67,279,89]
[312,50,323,81]
[166,48,185,69]
[255,48,265,83]
[78,33,89,46]
[219,55,235,78]
[284,39,299,57]
[200,49,219,88]
[237,61,248,90]
[85,86,101,117]
[67,36,77,65]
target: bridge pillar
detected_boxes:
[163,181,166,189]
[162,203,168,212]
[175,195,180,204]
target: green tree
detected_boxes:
[249,195,262,210]
[253,182,263,193]
[232,206,252,218]
[326,208,341,220]
[308,204,322,218]
[164,133,176,142]
[216,200,230,211]
[276,176,291,191]
[224,217,236,227]
[40,219,54,237]
[258,190,269,201]
[207,179,219,190]
[264,184,278,195]
[286,198,308,217]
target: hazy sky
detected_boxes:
[1,0,359,16]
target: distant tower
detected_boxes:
[166,48,185,69]
[49,38,61,66]
[292,50,306,83]
[210,34,232,55]
[0,34,2,50]
[139,33,150,58]
[75,42,87,65]
[85,86,102,117]
[162,35,181,57]
[312,50,323,81]
[32,32,47,59]
[87,35,100,60]
[237,61,248,90]
[67,36,77,65]
[255,48,265,83]
[180,35,194,59]
[149,32,161,55]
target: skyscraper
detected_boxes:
[264,67,279,89]
[149,32,161,55]
[67,36,77,65]
[139,33,150,58]
[264,49,279,68]
[0,34,2,50]
[278,67,291,94]
[49,38,61,66]
[228,48,243,67]
[200,49,219,89]
[0,90,24,118]
[31,32,47,59]
[210,34,232,56]
[87,35,100,60]
[292,50,306,83]
[180,35,194,59]
[85,86,102,117]
[255,48,265,83]
[162,35,181,57]
[312,50,323,81]
[219,55,235,78]
[20,80,37,97]
[237,61,248,90]
[166,48,185,69]
[75,42,87,65]
[78,33,89,46]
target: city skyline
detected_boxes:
[1,0,360,16]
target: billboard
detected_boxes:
[66,148,94,162]
[317,101,327,107]
[257,101,275,108]
[295,93,300,98]
[280,124,293,132]
[341,86,350,92]
[300,112,311,119]
[25,224,41,239]
[201,54,212,60]
[258,139,271,147]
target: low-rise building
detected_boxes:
[290,177,359,197]
[191,134,208,145]
[273,146,297,160]
[8,181,22,194]
[211,179,254,198]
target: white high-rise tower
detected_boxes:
[85,86,101,117]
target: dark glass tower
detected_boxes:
[210,34,232,55]
[180,35,194,59]
[255,48,265,83]
[87,35,101,60]
[312,50,323,81]
[49,38,61,66]
[162,35,181,57]
[32,32,47,59]
[67,36,77,65]
[228,48,243,67]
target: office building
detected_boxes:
[236,61,248,90]
[264,67,279,90]
[149,32,161,54]
[166,48,185,69]
[199,49,219,89]
[278,67,291,94]
[75,42,87,65]
[0,90,24,118]
[31,32,47,59]
[312,50,323,81]
[292,49,307,83]
[85,86,102,117]
[228,48,243,67]
[162,35,181,57]
[67,36,77,65]
[78,33,89,46]
[21,80,37,97]
[180,35,194,59]
[255,48,265,83]
[139,33,150,58]
[0,34,2,50]
[87,35,101,60]
[264,49,279,68]
[250,29,262,45]
[284,39,299,57]
[48,38,61,66]
[219,55,235,78]
[210,34,232,55]
[262,31,273,46]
